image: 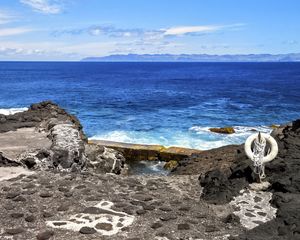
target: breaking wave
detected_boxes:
[0,107,28,115]
[89,125,273,150]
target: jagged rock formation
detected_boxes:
[85,143,126,174]
[0,101,126,174]
[175,119,300,240]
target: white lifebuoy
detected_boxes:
[244,133,278,163]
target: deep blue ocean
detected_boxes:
[0,62,299,150]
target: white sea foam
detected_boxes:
[90,125,273,151]
[0,107,28,115]
[189,125,272,136]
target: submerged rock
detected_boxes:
[209,127,235,134]
[163,160,178,171]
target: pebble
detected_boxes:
[57,204,69,211]
[95,222,113,231]
[5,228,25,235]
[10,212,24,218]
[178,223,190,230]
[6,191,20,199]
[79,226,97,234]
[159,206,172,212]
[39,192,53,198]
[13,195,26,202]
[25,215,36,222]
[42,211,54,218]
[36,230,54,240]
[160,214,177,221]
[136,209,146,215]
[143,205,155,211]
[151,222,163,229]
[205,225,219,232]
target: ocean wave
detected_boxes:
[0,107,28,115]
[90,125,273,151]
[189,125,272,136]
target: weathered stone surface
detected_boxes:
[188,119,300,240]
[0,101,130,174]
[89,139,201,162]
[0,169,237,240]
[85,143,126,174]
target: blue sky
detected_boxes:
[0,0,299,60]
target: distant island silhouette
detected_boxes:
[81,53,300,62]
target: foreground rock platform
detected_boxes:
[0,171,244,240]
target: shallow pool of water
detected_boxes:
[127,161,170,176]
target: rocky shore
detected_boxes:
[0,101,299,240]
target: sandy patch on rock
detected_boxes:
[0,167,33,181]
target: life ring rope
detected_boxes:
[244,132,278,180]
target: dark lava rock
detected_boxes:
[178,223,190,230]
[160,214,177,221]
[10,212,24,218]
[205,225,219,232]
[13,195,26,202]
[159,206,172,212]
[95,223,113,231]
[136,209,146,215]
[143,205,155,211]
[25,215,36,222]
[39,192,53,198]
[36,230,54,240]
[6,191,20,199]
[42,211,54,218]
[193,119,300,240]
[64,192,73,198]
[5,227,25,235]
[79,226,97,234]
[151,222,163,229]
[223,213,240,224]
[57,204,69,211]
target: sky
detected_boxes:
[0,0,299,61]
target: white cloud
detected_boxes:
[0,40,117,60]
[20,0,62,14]
[163,24,245,36]
[164,25,222,36]
[0,10,15,24]
[0,27,33,37]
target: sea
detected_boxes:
[0,62,299,150]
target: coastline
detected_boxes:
[0,101,299,240]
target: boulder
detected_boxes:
[85,143,126,174]
[209,127,235,134]
[163,160,178,171]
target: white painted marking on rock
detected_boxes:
[230,189,277,229]
[46,200,135,236]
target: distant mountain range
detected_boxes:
[81,53,300,62]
